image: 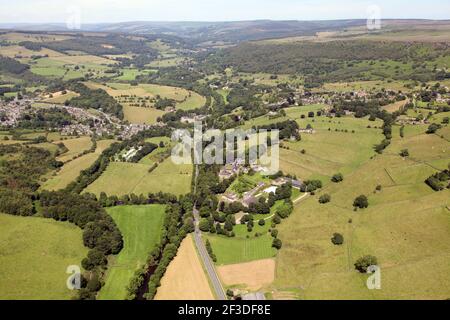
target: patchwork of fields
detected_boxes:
[84,82,206,124]
[274,123,450,299]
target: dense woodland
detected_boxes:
[204,41,450,86]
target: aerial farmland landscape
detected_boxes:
[0,0,449,308]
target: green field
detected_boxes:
[204,232,276,265]
[98,205,166,300]
[84,158,192,196]
[273,122,450,299]
[29,55,115,80]
[0,214,87,300]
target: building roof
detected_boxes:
[263,186,278,194]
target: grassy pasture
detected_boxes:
[42,140,115,191]
[204,232,276,265]
[114,68,155,81]
[29,56,114,80]
[55,136,93,162]
[42,90,79,104]
[280,116,383,183]
[84,158,192,197]
[273,122,450,299]
[148,57,186,68]
[139,137,173,165]
[0,213,87,300]
[316,80,416,93]
[50,54,116,65]
[98,205,166,300]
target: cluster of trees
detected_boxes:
[128,142,158,163]
[253,119,300,141]
[353,195,369,209]
[331,173,344,183]
[0,145,63,216]
[426,123,442,134]
[301,180,322,193]
[205,239,217,262]
[207,41,449,84]
[0,56,29,74]
[425,164,450,191]
[21,34,158,56]
[117,53,158,69]
[68,83,124,119]
[354,255,378,273]
[18,107,73,129]
[374,111,395,154]
[154,97,176,110]
[97,191,178,207]
[319,194,331,204]
[143,200,195,300]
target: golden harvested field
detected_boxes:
[217,258,275,291]
[42,140,115,191]
[123,105,166,124]
[155,235,214,300]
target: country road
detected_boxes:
[192,165,227,300]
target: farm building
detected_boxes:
[263,186,278,194]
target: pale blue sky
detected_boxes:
[1,0,449,23]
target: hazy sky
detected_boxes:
[1,0,449,23]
